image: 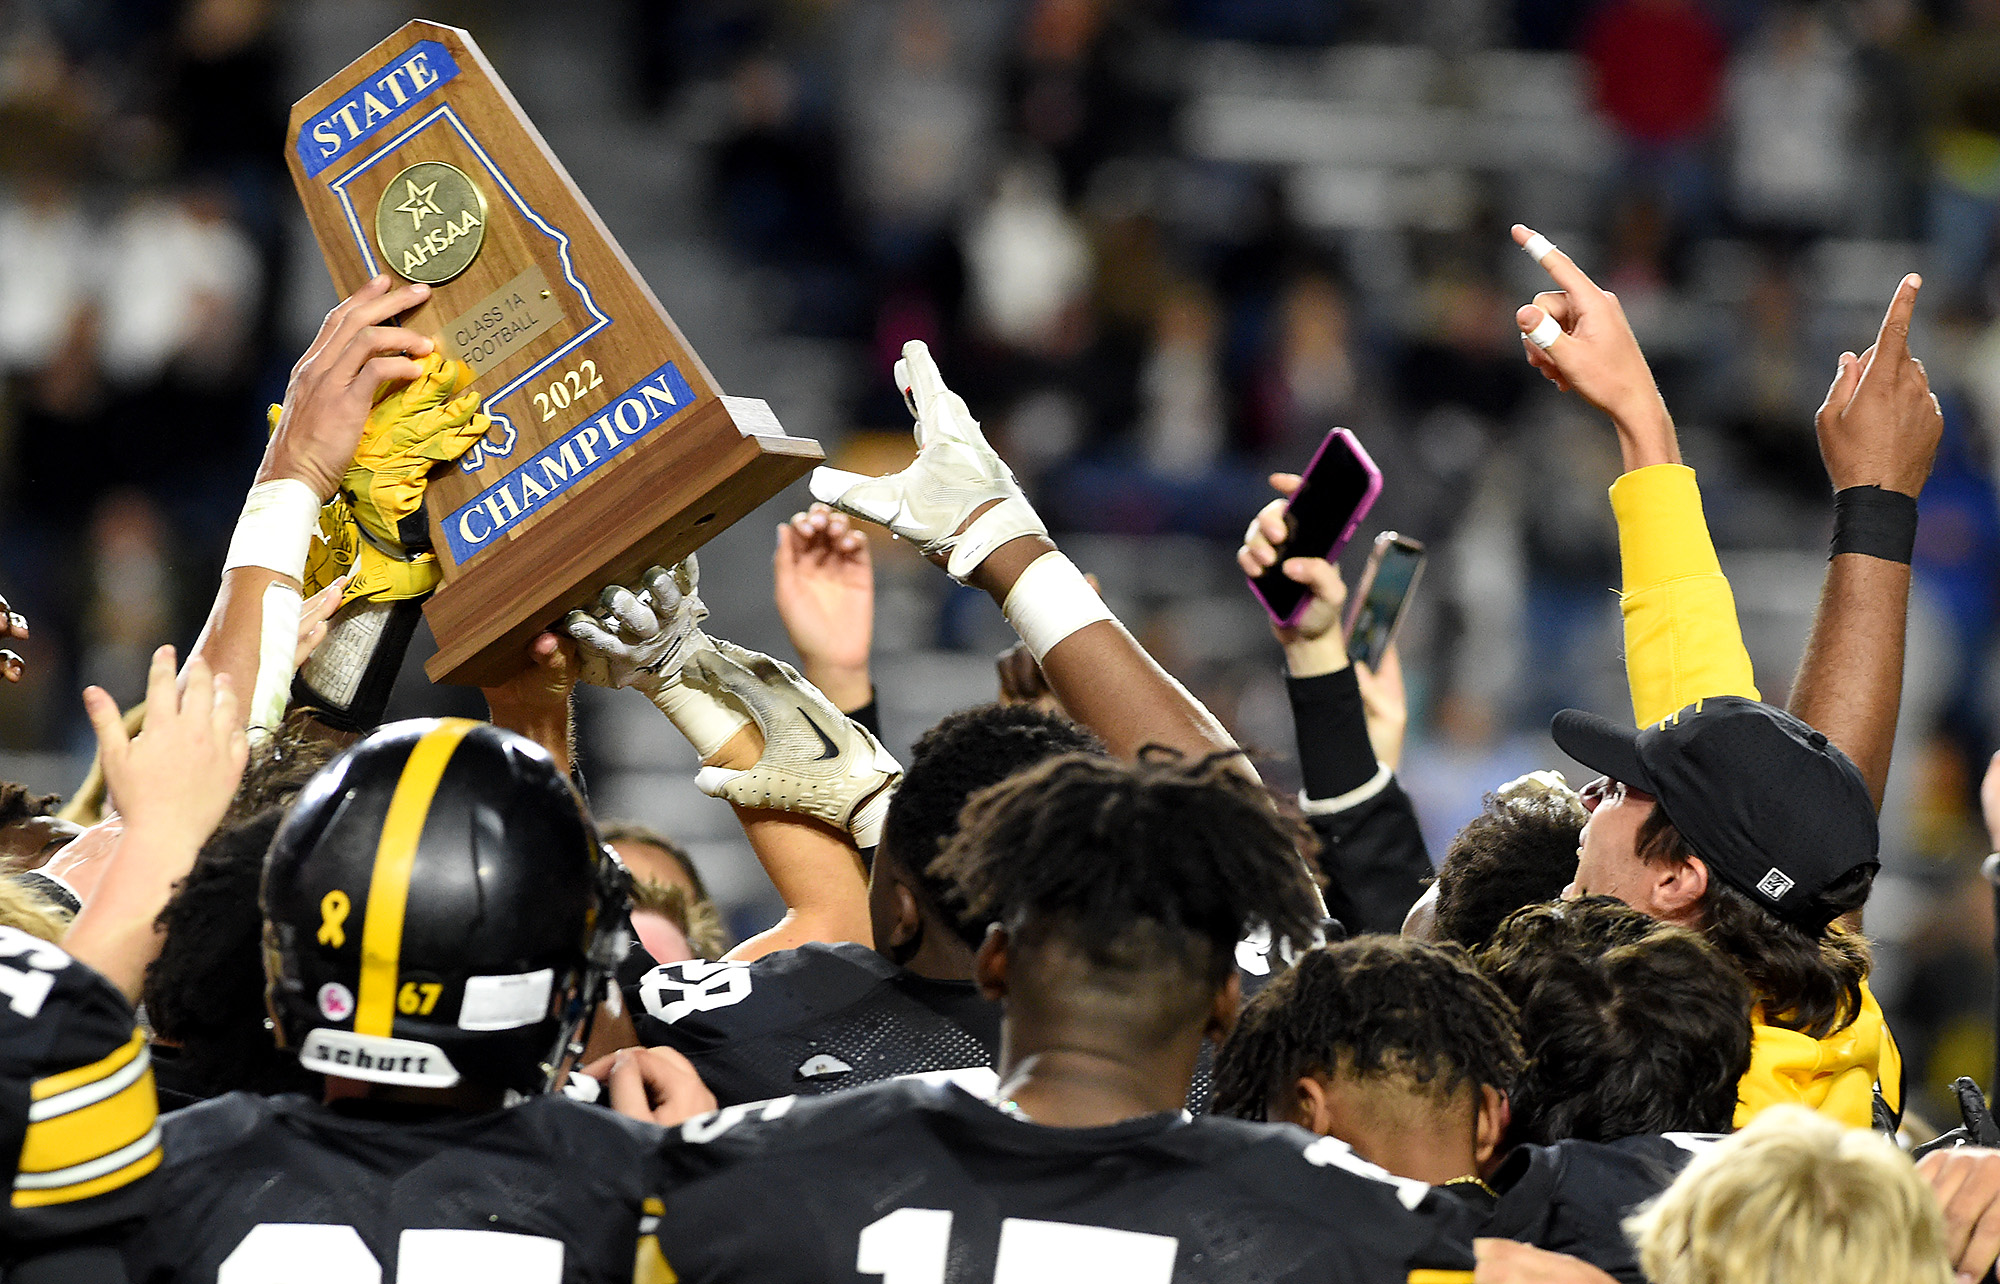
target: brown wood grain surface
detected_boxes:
[288,20,821,687]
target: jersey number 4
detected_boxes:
[217,1224,563,1284]
[857,1209,1176,1283]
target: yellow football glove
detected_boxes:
[342,352,492,548]
[302,495,442,608]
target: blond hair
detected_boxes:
[0,878,71,943]
[631,877,731,962]
[1627,1105,1951,1284]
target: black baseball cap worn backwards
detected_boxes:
[1550,696,1878,929]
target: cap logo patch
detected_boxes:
[1756,868,1795,900]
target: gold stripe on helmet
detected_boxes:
[353,718,479,1037]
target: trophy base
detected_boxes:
[422,395,820,688]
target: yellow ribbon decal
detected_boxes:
[318,889,351,948]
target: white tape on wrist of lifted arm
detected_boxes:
[1002,552,1115,662]
[941,496,1048,582]
[646,674,754,761]
[250,582,302,733]
[222,479,320,580]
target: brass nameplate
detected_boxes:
[443,264,559,376]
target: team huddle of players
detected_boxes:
[0,226,1992,1284]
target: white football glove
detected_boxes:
[686,638,903,849]
[562,558,752,759]
[809,339,1046,582]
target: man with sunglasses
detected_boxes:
[1509,225,1937,1130]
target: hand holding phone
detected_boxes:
[1344,533,1426,670]
[1243,429,1383,629]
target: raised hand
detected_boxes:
[260,275,436,501]
[1814,274,1942,498]
[685,638,902,849]
[293,575,348,669]
[1509,225,1678,470]
[565,560,710,691]
[809,340,1047,583]
[1237,472,1350,675]
[773,504,874,711]
[1916,1145,2000,1284]
[81,646,248,857]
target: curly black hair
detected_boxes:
[932,749,1323,992]
[883,703,1104,948]
[1477,896,1754,1144]
[1431,790,1583,950]
[142,729,339,1099]
[0,779,61,830]
[1211,936,1525,1122]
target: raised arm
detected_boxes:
[189,277,437,727]
[62,647,248,999]
[1508,225,1758,726]
[1786,276,1942,808]
[812,340,1239,769]
[774,504,876,723]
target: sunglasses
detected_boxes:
[1578,776,1655,813]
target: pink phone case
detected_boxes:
[1247,428,1384,629]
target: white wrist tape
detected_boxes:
[251,582,301,733]
[1002,552,1115,662]
[1521,232,1558,264]
[1526,313,1563,350]
[646,674,753,761]
[223,479,320,580]
[942,496,1047,582]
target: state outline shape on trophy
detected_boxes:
[288,19,823,689]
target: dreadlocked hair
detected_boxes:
[1432,789,1583,950]
[1636,806,1870,1039]
[227,726,340,825]
[931,748,1322,986]
[885,703,1104,949]
[1478,896,1753,1143]
[1211,937,1524,1123]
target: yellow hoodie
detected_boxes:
[1610,464,1901,1131]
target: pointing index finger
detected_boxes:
[1873,273,1921,361]
[1512,224,1602,303]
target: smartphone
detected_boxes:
[1247,429,1384,628]
[1344,533,1426,669]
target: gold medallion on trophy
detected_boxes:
[374,160,486,284]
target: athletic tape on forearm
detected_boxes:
[942,496,1047,582]
[645,675,753,761]
[223,479,320,580]
[1001,552,1115,662]
[1831,485,1919,563]
[250,582,302,732]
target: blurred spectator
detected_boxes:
[963,155,1094,353]
[1138,280,1227,477]
[97,187,259,389]
[1724,1,1860,238]
[1582,0,1728,227]
[1918,0,2000,307]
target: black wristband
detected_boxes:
[1831,486,1918,564]
[1286,668,1378,800]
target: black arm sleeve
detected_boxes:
[842,690,881,742]
[1288,669,1432,934]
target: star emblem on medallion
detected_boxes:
[394,177,444,230]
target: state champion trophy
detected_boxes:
[287,20,822,690]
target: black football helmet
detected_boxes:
[262,718,629,1094]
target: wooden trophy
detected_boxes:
[287,21,822,687]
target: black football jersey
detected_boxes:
[625,938,1288,1112]
[0,926,161,1251]
[624,943,1000,1107]
[1468,1133,1718,1283]
[120,1091,665,1284]
[642,1078,1480,1283]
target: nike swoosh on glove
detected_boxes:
[343,352,492,549]
[685,638,903,848]
[808,339,1046,582]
